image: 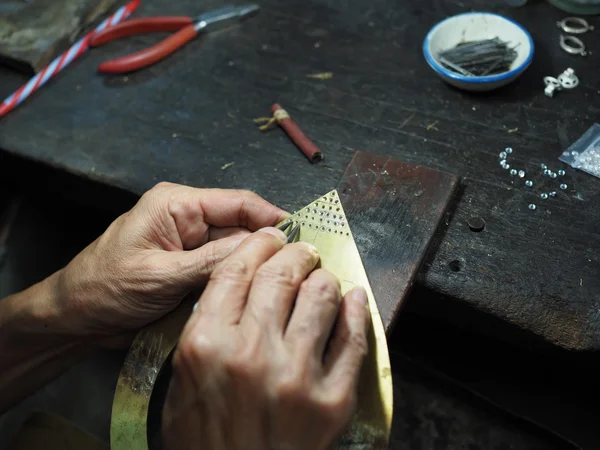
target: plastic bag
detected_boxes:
[559,123,600,179]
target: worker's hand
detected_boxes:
[161,229,371,450]
[56,182,287,339]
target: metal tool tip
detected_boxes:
[286,222,301,243]
[277,221,293,233]
[238,3,260,18]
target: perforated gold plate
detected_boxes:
[277,190,393,448]
[110,190,393,450]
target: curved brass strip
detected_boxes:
[110,300,193,450]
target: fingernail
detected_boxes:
[349,286,368,306]
[258,227,287,242]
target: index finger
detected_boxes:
[186,188,289,231]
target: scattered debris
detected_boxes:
[306,72,333,80]
[221,162,235,170]
[425,121,439,131]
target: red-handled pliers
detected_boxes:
[89,4,259,74]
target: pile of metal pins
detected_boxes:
[438,38,519,77]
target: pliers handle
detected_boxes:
[89,4,260,74]
[89,17,197,73]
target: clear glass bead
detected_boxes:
[528,204,536,210]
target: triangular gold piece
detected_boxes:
[277,189,393,448]
[110,190,393,450]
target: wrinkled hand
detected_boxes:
[56,182,287,338]
[162,228,371,450]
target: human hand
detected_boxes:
[161,228,371,450]
[54,182,287,339]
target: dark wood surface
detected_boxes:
[338,151,459,331]
[1,0,599,351]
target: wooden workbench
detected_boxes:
[1,0,599,351]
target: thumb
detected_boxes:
[161,232,250,289]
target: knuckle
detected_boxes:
[300,272,341,307]
[223,340,265,381]
[210,258,250,282]
[153,181,176,191]
[273,373,310,405]
[319,391,355,424]
[237,189,260,201]
[255,263,301,289]
[291,243,320,267]
[174,332,218,370]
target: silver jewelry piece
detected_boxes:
[557,17,594,34]
[560,35,587,56]
[544,76,562,97]
[558,68,579,89]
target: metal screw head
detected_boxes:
[540,193,549,199]
[558,169,566,176]
[525,180,533,187]
[560,183,568,190]
[505,147,513,154]
[528,203,537,210]
[510,169,517,176]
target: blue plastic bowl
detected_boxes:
[423,12,535,91]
